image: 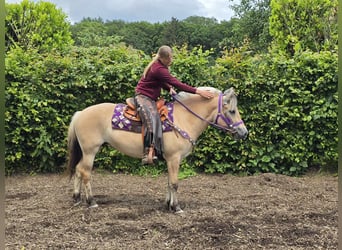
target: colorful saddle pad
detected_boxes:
[112,103,174,133]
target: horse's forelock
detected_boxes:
[224,88,237,109]
[230,95,237,110]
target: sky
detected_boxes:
[5,0,237,24]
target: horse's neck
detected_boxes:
[173,96,217,140]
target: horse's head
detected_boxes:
[215,87,248,140]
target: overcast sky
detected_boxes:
[5,0,237,24]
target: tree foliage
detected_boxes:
[5,0,73,51]
[70,16,241,56]
[70,17,123,47]
[269,0,338,55]
[229,0,272,52]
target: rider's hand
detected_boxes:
[196,89,215,99]
[170,87,177,95]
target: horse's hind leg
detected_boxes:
[74,150,99,208]
[73,170,82,205]
[166,157,183,213]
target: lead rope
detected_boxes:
[171,92,239,134]
[164,118,196,146]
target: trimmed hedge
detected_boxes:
[5,45,148,174]
[5,45,337,175]
[202,48,338,175]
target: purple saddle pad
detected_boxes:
[112,103,174,133]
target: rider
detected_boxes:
[135,45,214,165]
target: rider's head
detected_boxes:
[157,45,173,66]
[143,45,173,78]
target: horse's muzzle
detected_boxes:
[234,127,248,140]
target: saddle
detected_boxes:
[124,97,169,122]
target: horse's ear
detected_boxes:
[224,87,235,96]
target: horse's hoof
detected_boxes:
[170,204,184,214]
[175,207,184,214]
[87,197,98,208]
[73,193,81,206]
[88,203,98,209]
[73,200,82,207]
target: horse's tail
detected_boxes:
[66,111,82,179]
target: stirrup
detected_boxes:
[142,156,158,165]
[142,147,158,165]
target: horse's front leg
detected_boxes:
[166,158,183,213]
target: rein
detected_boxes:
[171,93,244,134]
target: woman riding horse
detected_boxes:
[67,86,248,211]
[135,45,214,164]
[66,46,248,211]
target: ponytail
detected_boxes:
[143,55,159,78]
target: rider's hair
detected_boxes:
[143,45,171,78]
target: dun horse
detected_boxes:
[66,87,248,213]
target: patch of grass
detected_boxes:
[178,167,197,180]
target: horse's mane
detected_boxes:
[175,87,220,101]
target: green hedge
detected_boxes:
[202,48,338,175]
[5,45,337,175]
[5,45,148,174]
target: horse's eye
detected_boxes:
[229,110,236,115]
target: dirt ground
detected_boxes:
[5,171,338,249]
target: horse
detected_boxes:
[66,87,248,213]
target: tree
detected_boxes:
[269,0,337,55]
[71,17,123,47]
[161,17,188,47]
[183,16,219,51]
[229,0,272,52]
[5,0,73,51]
[121,21,160,54]
[216,19,244,52]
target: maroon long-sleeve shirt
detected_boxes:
[135,60,197,101]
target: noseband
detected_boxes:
[172,93,244,134]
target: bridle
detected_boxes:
[172,92,244,134]
[214,93,244,133]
